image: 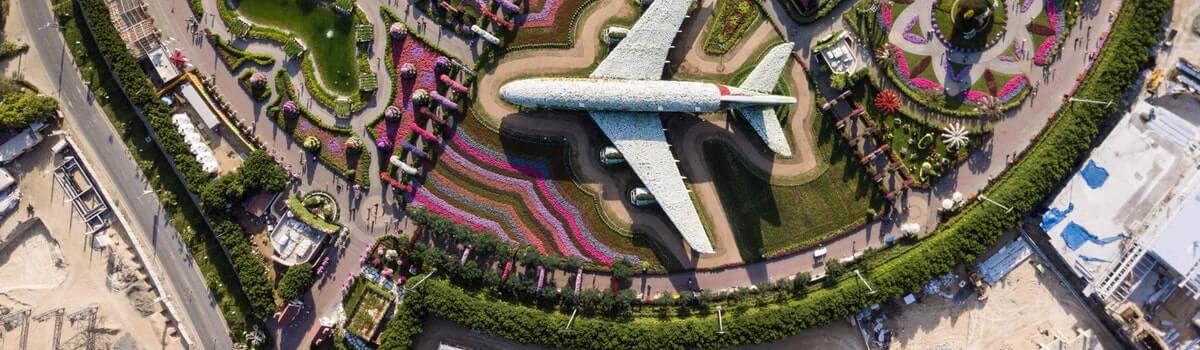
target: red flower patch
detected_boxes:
[910,56,932,79]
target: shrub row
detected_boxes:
[207,32,276,71]
[78,0,210,187]
[785,0,844,24]
[80,0,292,323]
[380,0,1169,346]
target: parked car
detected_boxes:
[0,187,21,219]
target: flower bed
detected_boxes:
[1032,0,1066,65]
[269,70,371,186]
[237,70,272,102]
[509,0,598,48]
[702,0,762,56]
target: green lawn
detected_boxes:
[703,115,887,262]
[54,0,258,341]
[232,0,358,94]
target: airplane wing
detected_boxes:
[590,0,693,81]
[590,111,715,254]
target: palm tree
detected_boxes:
[941,122,969,149]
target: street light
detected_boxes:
[854,270,877,295]
[978,194,1014,213]
[1068,97,1113,107]
[716,306,726,335]
[564,307,578,332]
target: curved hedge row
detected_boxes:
[379,0,1168,346]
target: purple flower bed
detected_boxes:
[413,186,511,241]
[901,17,927,44]
[1021,0,1036,13]
[519,0,562,28]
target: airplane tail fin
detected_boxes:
[736,42,794,156]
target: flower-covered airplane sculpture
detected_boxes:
[500,0,796,254]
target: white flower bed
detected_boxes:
[590,111,715,254]
[470,25,500,45]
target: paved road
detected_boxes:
[20,0,233,348]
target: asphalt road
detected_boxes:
[21,0,233,348]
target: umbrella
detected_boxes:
[169,50,188,68]
[952,191,964,202]
[942,198,955,210]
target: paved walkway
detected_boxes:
[140,0,1123,344]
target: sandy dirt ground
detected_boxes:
[885,262,1119,350]
[0,135,182,350]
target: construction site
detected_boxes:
[0,133,182,349]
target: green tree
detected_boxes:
[276,263,315,302]
[0,92,57,129]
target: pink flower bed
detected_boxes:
[911,78,942,91]
[1034,35,1056,65]
[374,36,442,156]
[880,3,894,28]
[966,90,990,102]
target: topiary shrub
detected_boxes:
[303,136,321,151]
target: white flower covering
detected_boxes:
[171,114,220,174]
[470,25,500,45]
[736,106,792,157]
[590,0,694,80]
[500,78,723,112]
[942,122,969,149]
[590,111,714,254]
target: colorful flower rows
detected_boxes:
[425,172,548,251]
[519,0,563,28]
[449,131,635,264]
[412,186,512,243]
[439,146,583,258]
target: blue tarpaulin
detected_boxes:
[1062,221,1125,251]
[1081,160,1109,189]
[1041,203,1075,232]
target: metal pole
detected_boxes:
[409,269,437,290]
[979,194,1014,213]
[855,270,877,294]
[1068,97,1113,107]
[564,308,578,332]
[716,306,726,334]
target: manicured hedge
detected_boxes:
[380,0,1169,346]
[208,32,276,71]
[277,262,315,302]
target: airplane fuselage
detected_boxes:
[500,78,795,113]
